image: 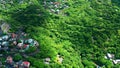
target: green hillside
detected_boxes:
[0,0,120,68]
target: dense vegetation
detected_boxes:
[0,0,120,68]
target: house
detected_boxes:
[97,65,102,68]
[33,40,39,46]
[56,55,63,63]
[25,39,35,46]
[113,60,120,64]
[23,44,29,50]
[105,53,120,65]
[106,53,114,60]
[51,9,55,12]
[56,9,60,14]
[22,61,30,68]
[50,2,53,4]
[6,56,15,68]
[13,41,17,45]
[10,0,14,4]
[27,39,39,47]
[44,58,51,64]
[44,62,50,64]
[58,57,63,63]
[27,39,34,44]
[1,23,10,33]
[0,61,2,68]
[0,54,3,56]
[54,2,60,5]
[11,33,17,38]
[45,58,51,62]
[2,35,9,41]
[17,43,23,49]
[0,37,2,42]
[2,41,9,46]
[15,60,30,68]
[6,56,13,64]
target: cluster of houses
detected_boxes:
[0,23,39,52]
[0,0,13,9]
[0,32,39,52]
[0,23,38,52]
[43,0,69,14]
[0,23,39,68]
[105,53,120,64]
[0,56,30,68]
[0,0,69,14]
[0,0,25,4]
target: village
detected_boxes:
[0,22,64,68]
[0,0,69,14]
[0,23,39,68]
[43,0,69,14]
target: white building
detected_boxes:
[113,60,120,64]
[105,53,114,60]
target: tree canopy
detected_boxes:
[0,0,120,68]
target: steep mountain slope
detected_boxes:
[0,0,120,68]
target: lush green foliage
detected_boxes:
[0,0,120,68]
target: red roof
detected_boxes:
[7,56,13,63]
[23,61,30,67]
[23,44,29,48]
[12,33,17,38]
